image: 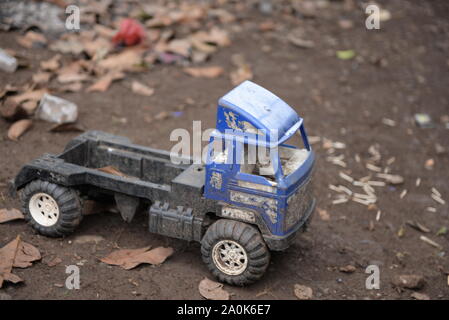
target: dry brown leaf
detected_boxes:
[184,66,224,79]
[7,119,33,141]
[198,278,230,300]
[57,73,89,84]
[59,82,83,93]
[131,81,155,96]
[0,236,41,288]
[46,257,62,267]
[294,284,313,300]
[97,49,144,72]
[97,166,128,177]
[49,122,85,133]
[13,241,41,268]
[86,71,125,92]
[11,89,47,104]
[40,54,61,71]
[94,24,116,38]
[17,31,47,49]
[0,98,27,121]
[100,246,174,270]
[32,71,52,85]
[167,39,191,57]
[82,37,110,58]
[0,208,24,223]
[0,236,21,288]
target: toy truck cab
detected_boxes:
[204,81,316,250]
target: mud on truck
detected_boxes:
[11,81,316,286]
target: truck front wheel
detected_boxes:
[201,219,270,286]
[21,180,82,237]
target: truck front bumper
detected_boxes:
[262,197,316,251]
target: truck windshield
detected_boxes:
[279,131,309,177]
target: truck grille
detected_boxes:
[285,179,313,230]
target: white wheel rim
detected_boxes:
[29,193,60,227]
[212,240,248,276]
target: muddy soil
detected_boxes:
[0,0,448,299]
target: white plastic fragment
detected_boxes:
[366,163,382,172]
[339,172,354,183]
[36,94,78,124]
[0,49,18,73]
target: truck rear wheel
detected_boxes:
[201,219,270,286]
[21,180,82,237]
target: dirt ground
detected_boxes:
[0,0,448,300]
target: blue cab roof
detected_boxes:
[218,81,301,142]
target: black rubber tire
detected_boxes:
[21,180,82,237]
[201,219,270,286]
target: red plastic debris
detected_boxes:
[112,19,145,47]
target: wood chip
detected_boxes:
[431,194,445,205]
[339,172,354,183]
[366,163,382,172]
[419,235,442,249]
[400,189,407,199]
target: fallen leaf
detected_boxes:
[339,265,356,273]
[198,278,230,300]
[17,31,47,49]
[50,38,84,55]
[183,66,224,79]
[0,237,21,288]
[294,284,313,300]
[86,71,125,92]
[32,71,52,85]
[131,81,155,96]
[0,208,24,223]
[97,49,144,72]
[59,82,83,93]
[49,122,85,133]
[336,50,356,60]
[167,39,191,57]
[13,241,41,268]
[40,54,61,71]
[411,292,430,300]
[0,236,41,287]
[100,246,174,270]
[46,257,62,267]
[7,119,33,141]
[97,166,129,177]
[0,98,27,121]
[11,89,47,104]
[57,73,89,84]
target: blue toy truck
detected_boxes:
[12,81,316,286]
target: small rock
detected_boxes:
[414,113,433,128]
[392,274,425,289]
[294,284,313,300]
[36,94,78,124]
[411,292,430,300]
[0,49,17,73]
